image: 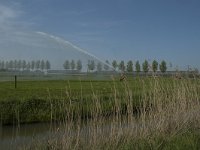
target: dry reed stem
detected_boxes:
[22,77,200,150]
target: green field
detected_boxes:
[0,75,199,123]
[0,75,142,124]
[0,77,141,100]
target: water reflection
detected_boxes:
[0,123,51,150]
[0,118,130,150]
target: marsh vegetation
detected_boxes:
[0,74,200,149]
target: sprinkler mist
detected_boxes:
[0,30,120,77]
[36,31,115,71]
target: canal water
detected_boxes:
[0,118,133,149]
[0,123,52,150]
[0,122,113,149]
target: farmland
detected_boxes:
[0,74,141,124]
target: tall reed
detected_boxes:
[23,77,200,150]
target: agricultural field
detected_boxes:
[0,74,141,123]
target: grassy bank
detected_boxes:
[0,76,200,149]
[17,76,199,150]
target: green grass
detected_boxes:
[26,130,200,150]
[0,80,111,100]
[0,75,200,149]
[112,130,200,150]
[0,76,199,125]
[0,75,146,101]
[0,76,142,124]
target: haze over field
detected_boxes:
[0,31,107,70]
[0,0,200,70]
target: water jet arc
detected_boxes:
[36,31,115,70]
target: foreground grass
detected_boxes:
[0,76,200,149]
[25,130,200,150]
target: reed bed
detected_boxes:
[21,77,200,150]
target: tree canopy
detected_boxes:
[142,60,149,73]
[135,60,141,73]
[152,60,158,73]
[127,60,133,72]
[159,60,167,73]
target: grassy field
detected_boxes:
[0,75,200,149]
[0,79,115,100]
[0,75,141,124]
[0,76,199,123]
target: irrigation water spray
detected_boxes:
[36,31,115,70]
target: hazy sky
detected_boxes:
[0,0,200,70]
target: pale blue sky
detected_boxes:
[0,0,200,70]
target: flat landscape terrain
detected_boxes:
[0,74,199,122]
[0,74,200,149]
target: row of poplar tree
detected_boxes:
[63,59,167,73]
[0,59,167,73]
[63,60,110,71]
[112,60,168,73]
[0,60,51,71]
[63,60,82,71]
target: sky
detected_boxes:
[0,0,200,70]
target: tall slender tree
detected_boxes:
[17,60,22,70]
[31,60,35,71]
[5,61,9,70]
[127,60,133,73]
[119,61,125,72]
[152,60,158,73]
[159,60,167,73]
[63,60,70,70]
[36,60,41,70]
[40,60,45,71]
[0,61,4,69]
[142,60,149,74]
[13,60,17,70]
[71,60,76,70]
[26,62,31,71]
[88,60,95,71]
[45,60,51,71]
[9,60,14,70]
[135,60,141,74]
[1,60,4,69]
[22,60,26,71]
[76,60,82,72]
[112,60,118,71]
